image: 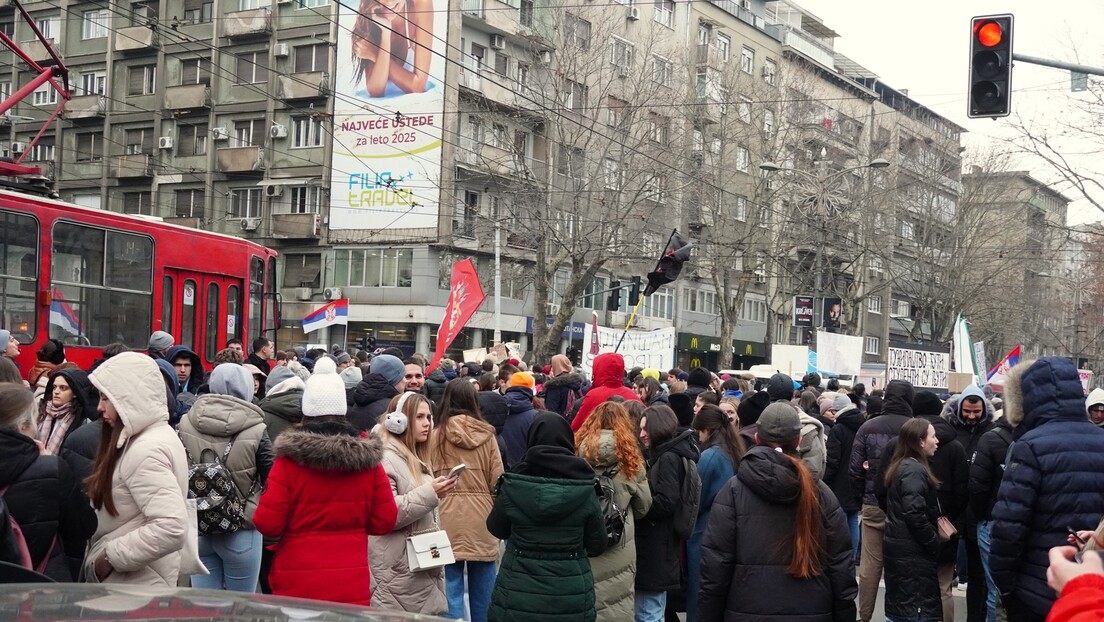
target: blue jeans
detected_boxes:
[191,529,263,592]
[977,519,998,622]
[445,560,496,621]
[634,590,666,622]
[846,510,860,560]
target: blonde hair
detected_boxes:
[377,392,433,484]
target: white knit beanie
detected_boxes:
[302,357,347,417]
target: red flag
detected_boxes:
[428,258,486,373]
[589,311,600,356]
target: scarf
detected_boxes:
[38,401,76,455]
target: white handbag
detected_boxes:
[180,498,209,576]
[405,530,454,571]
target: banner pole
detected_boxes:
[614,294,646,353]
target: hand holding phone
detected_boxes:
[1068,526,1089,546]
[448,464,467,480]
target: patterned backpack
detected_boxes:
[183,435,255,535]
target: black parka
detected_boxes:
[823,405,864,513]
[699,446,857,622]
[967,418,1013,521]
[348,373,400,431]
[883,458,941,621]
[635,429,699,592]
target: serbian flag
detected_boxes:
[428,258,486,373]
[986,345,1021,387]
[302,299,349,333]
[589,311,600,356]
[49,289,83,336]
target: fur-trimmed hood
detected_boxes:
[542,371,585,390]
[1002,357,1088,435]
[275,424,384,472]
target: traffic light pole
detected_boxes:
[1012,53,1104,78]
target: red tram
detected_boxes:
[0,189,281,375]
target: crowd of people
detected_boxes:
[2,330,1104,622]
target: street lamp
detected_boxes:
[759,157,891,340]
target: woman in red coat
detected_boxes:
[253,357,398,605]
[570,352,641,432]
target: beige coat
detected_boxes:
[429,414,503,562]
[369,434,447,615]
[177,393,267,526]
[86,352,190,587]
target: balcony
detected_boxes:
[221,7,271,39]
[164,84,211,111]
[111,154,154,178]
[20,39,58,64]
[696,44,725,68]
[64,95,106,119]
[271,213,320,238]
[459,66,481,92]
[216,146,264,173]
[115,25,159,52]
[776,26,836,70]
[277,72,329,100]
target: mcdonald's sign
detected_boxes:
[732,339,766,358]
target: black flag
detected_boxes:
[644,230,692,296]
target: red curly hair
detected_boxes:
[575,401,645,479]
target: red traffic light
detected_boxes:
[975,21,1003,47]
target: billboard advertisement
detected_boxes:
[331,0,449,230]
[793,296,814,327]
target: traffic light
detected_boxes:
[608,280,622,312]
[629,276,642,305]
[968,14,1014,119]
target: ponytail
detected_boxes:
[783,453,823,578]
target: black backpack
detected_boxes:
[671,456,702,541]
[594,466,629,550]
[182,435,255,535]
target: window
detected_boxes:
[0,82,10,101]
[865,336,880,355]
[32,84,57,106]
[296,0,328,7]
[651,55,672,86]
[737,96,752,124]
[653,0,674,28]
[520,0,533,26]
[698,24,710,45]
[489,123,508,149]
[565,80,587,111]
[79,72,106,96]
[334,248,414,288]
[642,286,674,319]
[647,113,669,144]
[27,138,54,162]
[236,52,268,83]
[240,0,266,9]
[455,190,477,237]
[741,46,755,73]
[177,123,207,156]
[565,13,591,50]
[234,119,264,147]
[869,255,884,277]
[582,277,608,311]
[292,116,324,148]
[123,191,153,215]
[174,189,205,219]
[716,33,731,62]
[763,58,778,85]
[557,145,585,178]
[181,58,211,85]
[610,37,633,71]
[294,44,329,73]
[128,64,157,95]
[183,0,213,24]
[763,109,775,136]
[288,186,322,213]
[734,195,747,221]
[891,299,911,317]
[899,219,915,240]
[81,10,108,39]
[606,96,627,128]
[72,194,101,209]
[282,254,322,288]
[692,129,704,152]
[758,205,770,228]
[50,223,152,347]
[736,145,749,172]
[643,174,667,203]
[125,128,154,155]
[603,158,620,189]
[0,21,12,37]
[710,137,722,154]
[867,295,882,314]
[230,188,263,218]
[493,52,510,76]
[516,63,529,87]
[76,133,104,162]
[35,17,58,40]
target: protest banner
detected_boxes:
[581,323,675,374]
[887,344,950,391]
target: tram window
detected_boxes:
[0,211,39,342]
[205,282,219,363]
[51,223,152,348]
[265,255,278,333]
[248,257,263,341]
[227,284,240,342]
[162,276,174,337]
[181,279,197,350]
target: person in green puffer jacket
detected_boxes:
[487,411,607,622]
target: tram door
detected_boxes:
[163,269,245,368]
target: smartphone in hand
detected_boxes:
[448,464,467,480]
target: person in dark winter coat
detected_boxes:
[423,367,448,405]
[634,405,700,621]
[35,368,98,455]
[486,412,606,622]
[736,391,770,448]
[257,366,305,442]
[882,417,942,622]
[969,415,1014,622]
[990,357,1104,622]
[477,386,509,462]
[500,372,539,469]
[543,354,585,417]
[824,394,865,559]
[0,382,97,581]
[849,379,914,622]
[699,402,857,622]
[348,354,406,431]
[152,359,187,427]
[165,345,204,395]
[570,353,641,432]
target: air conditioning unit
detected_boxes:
[212,127,230,141]
[489,34,505,50]
[277,0,293,5]
[264,184,284,197]
[271,123,288,139]
[274,43,289,57]
[323,286,342,301]
[10,141,25,153]
[158,136,173,149]
[539,50,551,64]
[240,217,260,231]
[294,286,312,301]
[627,6,641,20]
